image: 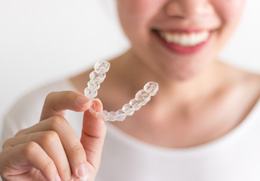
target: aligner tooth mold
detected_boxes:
[84,60,159,122]
[94,61,110,74]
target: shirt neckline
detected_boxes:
[106,98,260,157]
[65,79,260,157]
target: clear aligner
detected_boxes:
[84,60,159,122]
[84,61,110,99]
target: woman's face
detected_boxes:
[117,0,245,80]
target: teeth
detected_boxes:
[159,31,209,46]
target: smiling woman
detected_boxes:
[116,0,246,80]
[0,0,260,181]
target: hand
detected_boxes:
[0,91,106,181]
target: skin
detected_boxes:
[0,92,106,181]
[71,0,260,148]
[0,0,260,180]
[116,0,245,81]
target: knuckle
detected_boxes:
[69,143,85,158]
[23,141,39,157]
[49,116,68,129]
[45,92,57,102]
[41,160,56,176]
[41,131,59,146]
[44,91,60,108]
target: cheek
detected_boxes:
[212,0,245,49]
[117,0,161,33]
[215,0,245,25]
[118,0,152,13]
[117,0,150,24]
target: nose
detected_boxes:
[165,0,214,19]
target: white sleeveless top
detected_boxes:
[1,80,260,181]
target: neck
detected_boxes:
[112,49,223,105]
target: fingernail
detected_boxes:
[91,99,102,113]
[55,174,61,181]
[77,163,88,179]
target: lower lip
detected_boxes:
[153,31,210,55]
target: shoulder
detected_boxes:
[220,62,260,99]
[217,62,260,117]
[239,70,260,100]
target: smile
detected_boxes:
[159,31,209,46]
[152,29,211,55]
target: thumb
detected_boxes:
[80,99,107,170]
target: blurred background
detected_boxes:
[0,0,259,129]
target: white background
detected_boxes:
[0,0,259,129]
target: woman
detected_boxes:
[1,0,260,180]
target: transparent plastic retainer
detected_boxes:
[84,61,159,122]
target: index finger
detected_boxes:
[40,91,92,120]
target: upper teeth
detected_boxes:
[160,31,209,46]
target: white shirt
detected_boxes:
[1,80,260,181]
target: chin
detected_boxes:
[163,60,208,82]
